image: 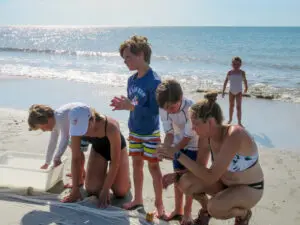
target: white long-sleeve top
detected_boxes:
[159,98,198,151]
[45,102,88,164]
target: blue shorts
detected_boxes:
[173,149,198,170]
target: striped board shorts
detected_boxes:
[128,130,161,162]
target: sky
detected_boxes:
[0,0,299,26]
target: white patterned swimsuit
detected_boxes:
[209,127,264,190]
[229,72,243,95]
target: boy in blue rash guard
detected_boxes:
[110,35,167,219]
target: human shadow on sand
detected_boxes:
[18,192,167,225]
[0,183,167,225]
[251,132,274,148]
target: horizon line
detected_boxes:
[0,25,299,28]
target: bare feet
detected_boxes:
[154,204,168,220]
[63,183,83,189]
[66,170,86,179]
[181,214,193,225]
[122,200,144,210]
[234,210,252,225]
[61,188,82,203]
[66,173,72,177]
[193,209,211,225]
[40,163,49,169]
[165,210,183,221]
[53,159,62,167]
[238,122,244,127]
[227,120,232,124]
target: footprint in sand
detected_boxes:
[271,202,281,213]
[289,188,300,198]
[276,158,283,164]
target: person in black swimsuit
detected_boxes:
[62,104,130,208]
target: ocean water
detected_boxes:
[0,26,300,102]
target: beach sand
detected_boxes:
[0,77,300,224]
[0,107,300,225]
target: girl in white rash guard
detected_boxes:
[28,103,88,186]
[28,102,130,205]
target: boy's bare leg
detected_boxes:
[181,195,194,224]
[166,173,184,220]
[148,161,166,218]
[123,156,144,209]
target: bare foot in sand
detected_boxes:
[63,183,84,189]
[181,214,194,225]
[154,204,168,220]
[66,170,86,179]
[40,163,49,169]
[66,173,72,177]
[123,200,144,210]
[165,210,183,221]
[193,209,211,225]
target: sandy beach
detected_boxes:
[0,2,299,222]
[0,105,300,225]
[1,4,300,222]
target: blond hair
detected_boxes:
[89,108,102,122]
[28,104,54,130]
[190,91,224,125]
[119,35,152,64]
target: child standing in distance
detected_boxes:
[110,35,167,219]
[156,79,209,225]
[222,57,248,126]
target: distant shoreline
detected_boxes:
[0,25,299,28]
[196,89,279,100]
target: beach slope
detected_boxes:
[0,108,299,225]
